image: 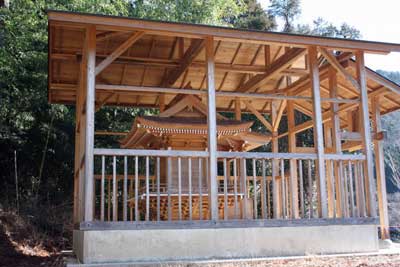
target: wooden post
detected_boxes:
[355,50,377,217]
[329,67,343,218]
[235,98,241,121]
[308,46,328,218]
[83,25,96,222]
[324,123,335,218]
[205,36,218,221]
[372,96,390,239]
[271,100,281,218]
[287,99,299,218]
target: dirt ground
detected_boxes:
[2,211,400,267]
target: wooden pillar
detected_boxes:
[308,46,328,218]
[83,25,96,222]
[235,98,241,121]
[324,123,335,218]
[372,96,390,239]
[329,67,343,218]
[287,100,299,218]
[355,50,377,217]
[205,36,218,221]
[271,101,281,218]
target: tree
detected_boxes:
[230,0,276,31]
[269,0,301,32]
[297,17,361,39]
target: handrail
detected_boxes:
[94,148,365,161]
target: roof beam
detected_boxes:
[317,47,360,91]
[243,100,273,132]
[48,11,400,53]
[95,31,144,76]
[163,38,205,87]
[238,47,306,92]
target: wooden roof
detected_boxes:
[47,10,400,118]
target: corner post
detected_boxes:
[205,36,218,221]
[308,46,328,218]
[372,96,390,239]
[355,50,377,218]
[83,25,96,222]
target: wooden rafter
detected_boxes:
[95,31,145,76]
[163,38,204,88]
[238,48,306,93]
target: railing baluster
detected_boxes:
[233,158,238,218]
[129,160,133,221]
[358,161,367,217]
[107,172,111,221]
[223,158,228,221]
[188,158,192,221]
[299,159,305,218]
[167,151,172,221]
[343,161,349,218]
[308,160,313,219]
[330,160,336,218]
[241,158,247,219]
[262,159,267,219]
[178,157,182,221]
[112,156,117,221]
[252,158,257,219]
[354,160,361,217]
[280,159,286,219]
[101,156,105,221]
[135,156,139,222]
[348,161,355,217]
[272,158,278,219]
[145,156,150,221]
[123,156,128,221]
[198,158,203,220]
[156,157,160,222]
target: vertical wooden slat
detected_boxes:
[309,46,328,218]
[308,160,313,219]
[123,156,128,221]
[198,158,203,220]
[134,156,139,222]
[262,159,268,219]
[178,157,182,221]
[156,157,161,222]
[299,159,305,218]
[233,159,239,218]
[112,156,117,221]
[280,159,286,219]
[348,161,355,217]
[354,160,361,217]
[342,161,349,218]
[356,51,376,217]
[107,174,111,221]
[252,159,258,219]
[188,158,193,221]
[358,161,367,217]
[129,159,134,221]
[206,36,219,221]
[223,158,228,220]
[145,156,150,221]
[83,25,96,222]
[100,156,105,221]
[167,148,172,221]
[241,158,247,219]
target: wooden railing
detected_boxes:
[92,148,369,223]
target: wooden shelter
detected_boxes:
[47,10,400,264]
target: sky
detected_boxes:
[259,0,400,72]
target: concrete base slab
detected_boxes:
[73,224,378,264]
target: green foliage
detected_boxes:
[230,0,276,30]
[297,18,361,39]
[130,0,245,26]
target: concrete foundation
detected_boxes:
[73,223,379,264]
